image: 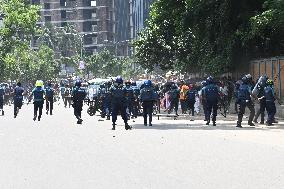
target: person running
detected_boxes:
[13,82,24,118]
[30,80,45,121]
[45,82,54,115]
[71,80,87,124]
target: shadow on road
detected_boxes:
[132,121,284,131]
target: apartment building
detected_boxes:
[31,0,98,55]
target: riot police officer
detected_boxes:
[168,84,180,115]
[110,76,131,130]
[264,79,276,126]
[253,76,268,124]
[132,81,140,118]
[125,80,134,119]
[0,84,5,115]
[14,82,25,118]
[72,80,87,124]
[140,80,157,126]
[236,76,255,128]
[30,80,45,121]
[204,76,219,126]
[45,82,54,115]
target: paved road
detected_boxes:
[0,103,284,189]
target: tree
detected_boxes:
[0,0,40,81]
[135,0,283,75]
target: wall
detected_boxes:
[250,57,284,99]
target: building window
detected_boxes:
[45,16,51,22]
[61,22,67,27]
[44,3,50,9]
[61,10,66,19]
[91,0,96,7]
[60,0,67,6]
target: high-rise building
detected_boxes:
[95,0,115,52]
[132,0,153,39]
[31,0,98,55]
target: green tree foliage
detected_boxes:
[0,0,61,82]
[86,49,141,79]
[0,0,40,53]
[3,44,59,82]
[135,0,283,75]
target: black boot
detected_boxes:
[112,123,116,130]
[33,115,37,121]
[125,123,131,130]
[206,121,210,125]
[213,122,216,126]
[248,122,255,126]
[236,122,242,128]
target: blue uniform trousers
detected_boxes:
[205,100,218,122]
[266,101,276,124]
[112,102,127,124]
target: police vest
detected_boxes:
[187,89,196,102]
[111,87,125,99]
[125,87,134,99]
[45,87,54,98]
[237,84,251,101]
[33,87,44,101]
[140,87,156,102]
[72,87,86,101]
[14,87,24,100]
[205,85,219,102]
[264,86,275,102]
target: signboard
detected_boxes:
[79,61,85,70]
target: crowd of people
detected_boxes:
[0,73,280,129]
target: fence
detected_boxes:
[250,56,284,99]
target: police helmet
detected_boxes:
[125,80,131,85]
[246,74,252,80]
[266,79,274,86]
[201,80,207,86]
[35,80,44,87]
[242,76,248,84]
[115,76,123,84]
[144,80,152,87]
[206,76,214,84]
[75,80,82,87]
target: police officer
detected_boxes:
[253,76,268,124]
[0,84,5,115]
[263,79,276,126]
[140,80,157,126]
[168,84,180,115]
[132,81,140,118]
[105,81,112,120]
[125,80,134,120]
[200,80,207,121]
[30,80,45,121]
[71,80,87,124]
[236,76,255,128]
[187,84,197,118]
[13,82,25,118]
[110,76,131,130]
[204,76,219,126]
[45,82,54,115]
